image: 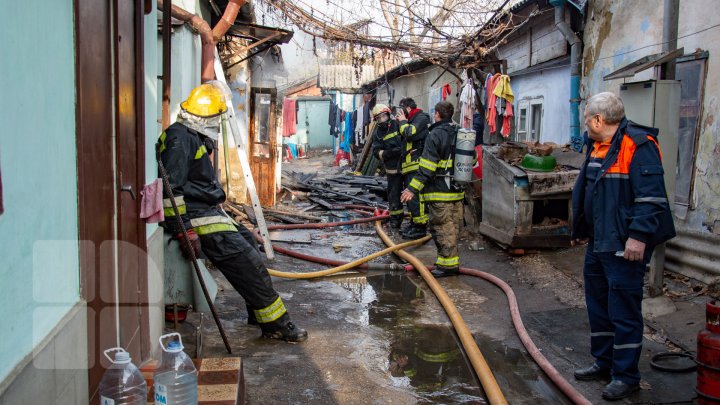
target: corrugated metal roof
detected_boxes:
[361,59,433,90]
[319,64,376,91]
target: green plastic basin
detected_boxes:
[520,154,557,172]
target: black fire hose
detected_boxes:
[156,144,232,354]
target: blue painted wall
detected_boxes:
[0,0,79,382]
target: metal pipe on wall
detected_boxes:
[660,0,680,80]
[161,0,171,129]
[552,0,582,151]
[156,0,244,84]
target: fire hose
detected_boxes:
[254,210,592,405]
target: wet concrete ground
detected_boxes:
[174,155,701,404]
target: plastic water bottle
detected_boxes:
[98,347,148,405]
[153,333,198,405]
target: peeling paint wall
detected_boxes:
[582,0,720,281]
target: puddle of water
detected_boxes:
[329,273,571,404]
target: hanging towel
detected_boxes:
[355,103,365,146]
[501,103,514,138]
[140,178,164,223]
[341,111,352,153]
[486,73,501,133]
[459,71,476,129]
[441,83,452,101]
[493,75,514,103]
[282,98,297,137]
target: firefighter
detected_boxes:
[394,98,432,239]
[371,104,404,228]
[401,101,464,277]
[159,82,307,342]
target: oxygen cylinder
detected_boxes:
[453,128,476,184]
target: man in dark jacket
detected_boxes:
[401,101,464,278]
[371,104,404,227]
[571,92,675,400]
[395,98,432,239]
[160,83,307,342]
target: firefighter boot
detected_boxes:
[262,321,308,343]
[401,224,427,239]
[388,216,403,229]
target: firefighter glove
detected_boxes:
[175,230,201,260]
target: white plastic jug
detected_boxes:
[153,333,198,405]
[98,347,148,405]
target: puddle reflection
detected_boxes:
[330,273,570,404]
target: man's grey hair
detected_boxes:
[585,92,625,124]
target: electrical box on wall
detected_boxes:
[619,80,681,203]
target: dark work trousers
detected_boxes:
[387,173,404,221]
[199,222,290,332]
[583,240,650,385]
[404,173,427,225]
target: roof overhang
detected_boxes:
[603,48,684,81]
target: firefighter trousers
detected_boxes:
[583,240,649,385]
[387,173,404,221]
[427,201,463,270]
[404,172,427,225]
[199,222,290,332]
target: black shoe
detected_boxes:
[401,225,427,239]
[574,364,611,381]
[601,380,639,401]
[262,322,308,343]
[388,219,403,229]
[430,268,459,278]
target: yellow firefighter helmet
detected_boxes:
[180,83,228,118]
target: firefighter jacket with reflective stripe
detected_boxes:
[572,118,676,252]
[371,120,402,174]
[399,110,431,174]
[406,120,464,202]
[159,122,226,234]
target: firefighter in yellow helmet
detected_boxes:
[370,104,404,227]
[159,82,307,342]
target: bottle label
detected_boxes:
[100,396,115,405]
[155,383,168,405]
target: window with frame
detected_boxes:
[515,97,543,142]
[674,54,707,212]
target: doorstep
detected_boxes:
[141,357,245,404]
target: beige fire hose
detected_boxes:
[267,235,431,279]
[374,221,508,405]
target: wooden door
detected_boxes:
[75,0,149,400]
[114,0,150,364]
[249,87,277,206]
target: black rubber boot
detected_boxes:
[401,224,427,239]
[262,321,308,343]
[431,267,459,278]
[388,217,403,229]
[574,363,611,381]
[601,380,639,401]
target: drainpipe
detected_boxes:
[157,0,245,83]
[551,0,582,151]
[660,0,679,79]
[161,0,171,129]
